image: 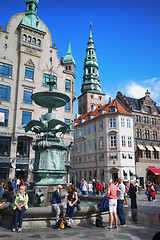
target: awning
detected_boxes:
[154,146,160,152]
[146,145,154,151]
[148,166,160,176]
[137,144,145,150]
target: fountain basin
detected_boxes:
[31,91,70,108]
[1,205,109,228]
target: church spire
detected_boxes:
[81,23,102,94]
[63,42,75,64]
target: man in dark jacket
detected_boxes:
[52,185,67,223]
[0,186,13,211]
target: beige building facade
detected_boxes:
[117,91,160,187]
[71,99,135,185]
[0,0,76,181]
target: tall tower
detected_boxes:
[78,23,105,115]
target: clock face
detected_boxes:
[94,94,98,99]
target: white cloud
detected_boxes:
[125,82,146,98]
[123,78,160,106]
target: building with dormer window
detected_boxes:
[71,98,135,184]
[117,90,160,187]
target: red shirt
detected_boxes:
[96,182,103,191]
[108,184,118,199]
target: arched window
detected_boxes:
[32,38,36,45]
[28,36,31,43]
[69,66,71,71]
[23,34,27,42]
[37,39,41,46]
[66,66,68,70]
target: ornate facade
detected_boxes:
[0,0,76,181]
[117,90,160,186]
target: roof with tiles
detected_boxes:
[75,99,131,125]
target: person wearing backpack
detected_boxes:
[11,186,29,232]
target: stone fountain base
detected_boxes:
[1,205,109,228]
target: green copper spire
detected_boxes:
[63,42,75,64]
[20,0,43,31]
[81,23,101,94]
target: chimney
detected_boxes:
[109,97,114,104]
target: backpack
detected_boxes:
[96,216,103,227]
[55,218,67,229]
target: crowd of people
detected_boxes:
[0,176,158,232]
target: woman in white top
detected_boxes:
[67,185,78,225]
[88,181,93,196]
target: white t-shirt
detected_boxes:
[88,183,93,192]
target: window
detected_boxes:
[65,79,71,92]
[0,137,11,156]
[99,120,103,131]
[37,39,41,46]
[154,150,159,159]
[25,67,34,81]
[43,74,57,88]
[110,135,117,148]
[147,106,151,114]
[23,34,27,41]
[79,129,82,137]
[0,109,9,126]
[144,130,149,139]
[22,111,32,125]
[135,115,141,122]
[128,137,132,147]
[127,119,131,128]
[109,118,116,128]
[32,38,36,44]
[23,88,32,104]
[138,149,142,158]
[146,149,151,159]
[88,115,91,120]
[0,62,12,78]
[143,116,148,124]
[79,143,82,152]
[28,36,31,43]
[88,141,91,151]
[99,137,104,149]
[109,106,116,112]
[83,142,86,152]
[92,123,96,132]
[93,139,96,149]
[136,128,141,138]
[75,130,78,139]
[0,85,10,101]
[151,118,156,125]
[152,131,157,140]
[65,102,70,112]
[83,127,86,135]
[88,125,91,134]
[121,118,125,127]
[17,137,30,158]
[99,109,102,115]
[65,118,70,124]
[91,105,95,112]
[121,136,126,147]
[99,153,104,161]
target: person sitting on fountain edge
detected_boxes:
[51,185,67,224]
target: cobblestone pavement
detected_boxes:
[0,191,160,240]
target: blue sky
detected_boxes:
[1,0,160,115]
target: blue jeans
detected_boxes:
[148,192,151,201]
[13,206,26,229]
[67,204,76,219]
[117,199,126,225]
